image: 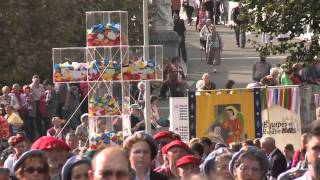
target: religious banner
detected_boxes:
[315,94,320,121]
[261,86,302,150]
[189,89,257,144]
[169,97,189,142]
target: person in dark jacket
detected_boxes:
[232,1,249,48]
[261,136,287,179]
[173,14,187,62]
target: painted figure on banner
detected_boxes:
[206,105,245,144]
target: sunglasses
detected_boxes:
[24,167,47,174]
[100,170,129,179]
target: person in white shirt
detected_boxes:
[200,19,213,51]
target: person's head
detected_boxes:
[189,138,201,147]
[153,131,178,165]
[260,55,266,62]
[0,168,10,180]
[171,56,181,65]
[31,136,70,170]
[80,113,89,126]
[305,120,320,179]
[123,132,158,173]
[51,116,64,128]
[230,146,269,180]
[89,146,130,180]
[225,80,235,89]
[153,131,176,149]
[12,83,21,93]
[14,150,49,180]
[162,140,190,165]
[22,85,31,94]
[229,142,242,153]
[203,148,233,180]
[242,140,254,147]
[66,133,79,151]
[285,69,294,78]
[190,143,204,159]
[200,137,213,157]
[70,86,79,95]
[202,73,210,84]
[176,155,201,179]
[205,19,213,26]
[130,104,142,116]
[12,134,28,156]
[32,75,41,85]
[284,144,294,160]
[61,155,91,180]
[150,95,158,105]
[269,67,279,79]
[137,81,145,92]
[253,138,261,149]
[96,118,106,133]
[5,105,14,115]
[260,136,276,155]
[7,135,17,150]
[292,63,303,73]
[1,86,10,95]
[209,24,215,31]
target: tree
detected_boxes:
[244,0,320,65]
[0,0,153,85]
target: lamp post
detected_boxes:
[143,0,152,135]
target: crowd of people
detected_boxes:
[1,121,320,180]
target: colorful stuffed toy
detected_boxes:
[87,23,124,46]
[88,58,122,81]
[122,58,156,80]
[88,94,121,116]
[54,59,88,82]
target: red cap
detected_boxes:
[31,136,70,151]
[12,134,27,146]
[176,155,201,167]
[153,131,174,141]
[162,140,189,154]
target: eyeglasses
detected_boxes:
[24,167,47,174]
[238,165,261,173]
[100,170,129,179]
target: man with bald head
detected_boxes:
[261,136,287,180]
[89,146,130,180]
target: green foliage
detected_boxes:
[0,0,146,85]
[244,0,320,66]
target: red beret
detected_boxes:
[153,131,174,141]
[162,140,189,154]
[176,155,201,168]
[12,134,27,146]
[31,136,69,151]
